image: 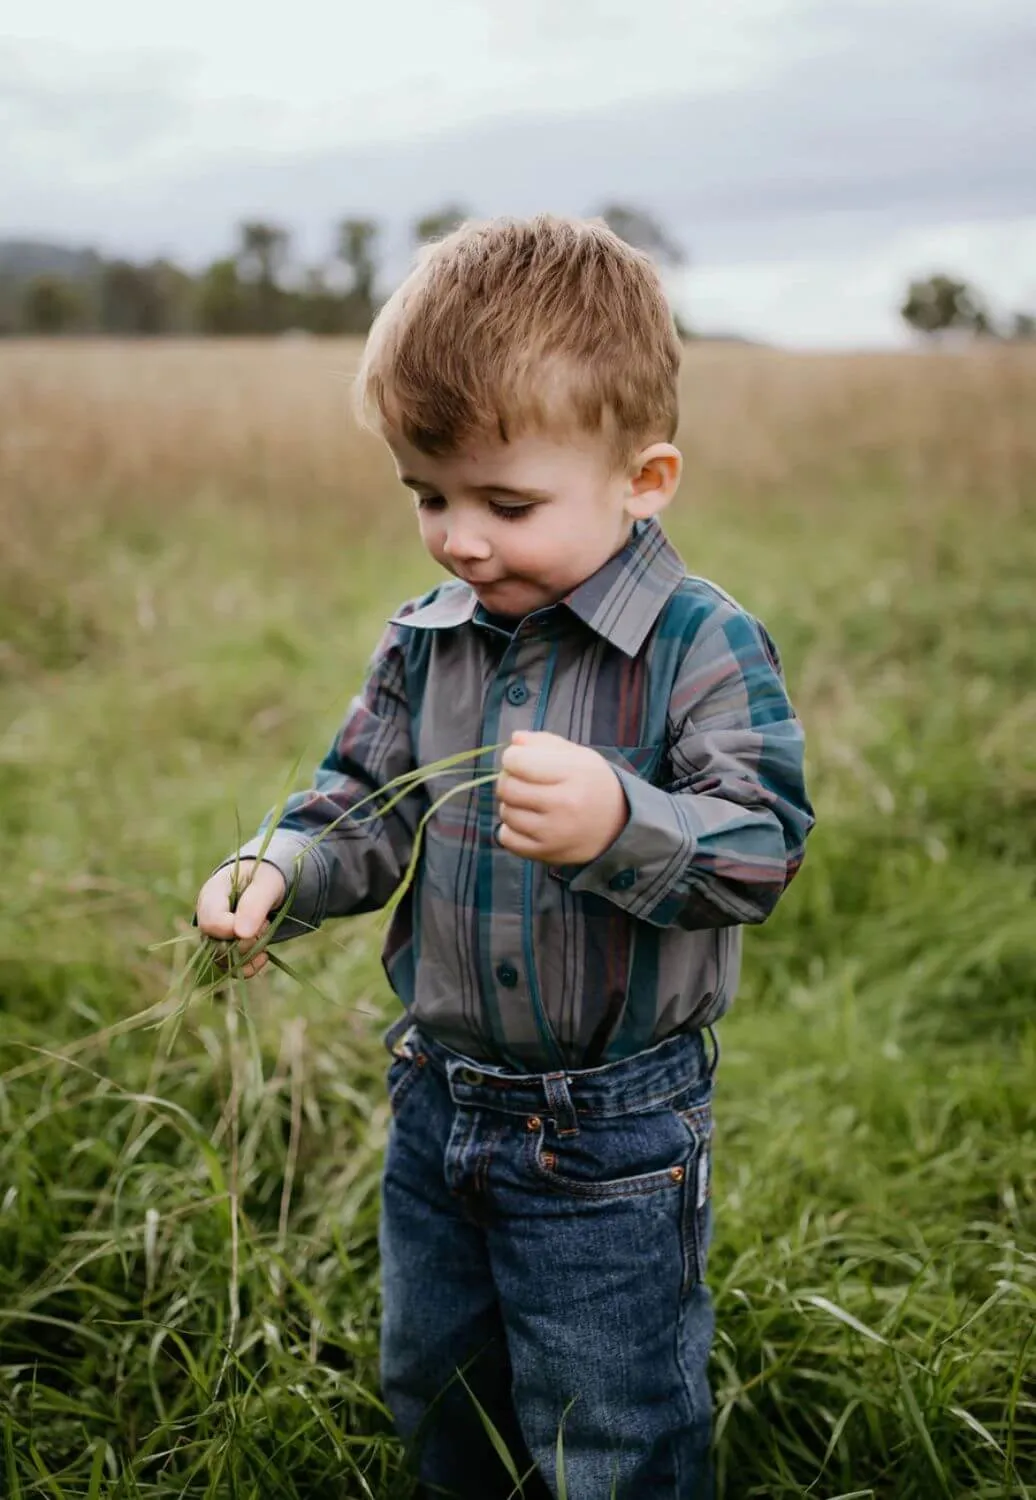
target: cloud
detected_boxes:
[678,215,1036,346]
[1,0,1032,342]
[141,0,1032,274]
[0,40,195,164]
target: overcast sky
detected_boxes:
[2,0,1034,346]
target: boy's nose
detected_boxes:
[443,525,491,562]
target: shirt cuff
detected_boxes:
[216,829,329,941]
[563,769,696,924]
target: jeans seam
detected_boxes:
[388,1054,426,1115]
[675,1104,712,1290]
[673,1288,703,1499]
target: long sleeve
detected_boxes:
[565,606,814,929]
[225,617,417,939]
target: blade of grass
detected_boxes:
[554,1398,578,1500]
[457,1374,524,1493]
[895,1354,952,1497]
[29,1443,70,1499]
[3,1417,22,1500]
[377,772,499,929]
[251,745,312,867]
[265,950,334,1006]
[803,1294,889,1349]
[249,743,505,896]
[86,1440,107,1500]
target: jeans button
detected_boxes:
[459,1067,484,1086]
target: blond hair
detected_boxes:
[354,214,681,468]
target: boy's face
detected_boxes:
[385,426,681,619]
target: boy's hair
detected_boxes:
[354,214,682,468]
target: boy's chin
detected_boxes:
[471,577,559,616]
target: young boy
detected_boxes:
[196,215,814,1499]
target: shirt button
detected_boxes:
[506,679,528,706]
[608,868,637,891]
[496,962,519,988]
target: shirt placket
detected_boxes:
[475,621,564,1069]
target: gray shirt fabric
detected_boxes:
[229,519,814,1070]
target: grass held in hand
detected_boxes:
[196,740,504,989]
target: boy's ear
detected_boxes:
[626,443,682,519]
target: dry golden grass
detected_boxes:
[2,337,1035,520]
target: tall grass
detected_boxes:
[1,340,1034,1497]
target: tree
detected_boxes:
[593,203,691,336]
[595,203,686,268]
[99,260,170,335]
[413,205,468,244]
[297,268,346,336]
[196,258,247,335]
[237,221,290,332]
[334,219,380,332]
[237,221,289,287]
[900,274,993,339]
[151,259,195,334]
[21,275,81,334]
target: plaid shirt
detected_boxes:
[232,519,814,1070]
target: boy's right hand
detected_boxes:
[195,860,288,978]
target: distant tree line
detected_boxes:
[900,274,1035,342]
[0,204,689,339]
[9,218,1028,346]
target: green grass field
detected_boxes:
[1,341,1034,1498]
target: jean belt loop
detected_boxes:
[543,1072,579,1137]
[705,1024,721,1081]
[384,1015,417,1059]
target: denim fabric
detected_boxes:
[378,1021,716,1499]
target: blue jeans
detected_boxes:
[378,1021,717,1499]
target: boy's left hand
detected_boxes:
[496,731,629,865]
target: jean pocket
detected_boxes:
[526,1107,692,1201]
[386,1050,427,1117]
[675,1099,714,1291]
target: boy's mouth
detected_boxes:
[456,570,505,590]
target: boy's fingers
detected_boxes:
[195,868,245,939]
[237,918,270,955]
[496,821,546,860]
[232,867,285,940]
[499,802,546,837]
[510,730,565,747]
[500,741,569,784]
[496,771,552,811]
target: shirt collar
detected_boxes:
[390,581,479,632]
[562,518,686,657]
[390,519,685,658]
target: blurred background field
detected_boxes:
[1,339,1034,1497]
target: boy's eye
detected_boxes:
[412,494,533,521]
[489,502,533,521]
